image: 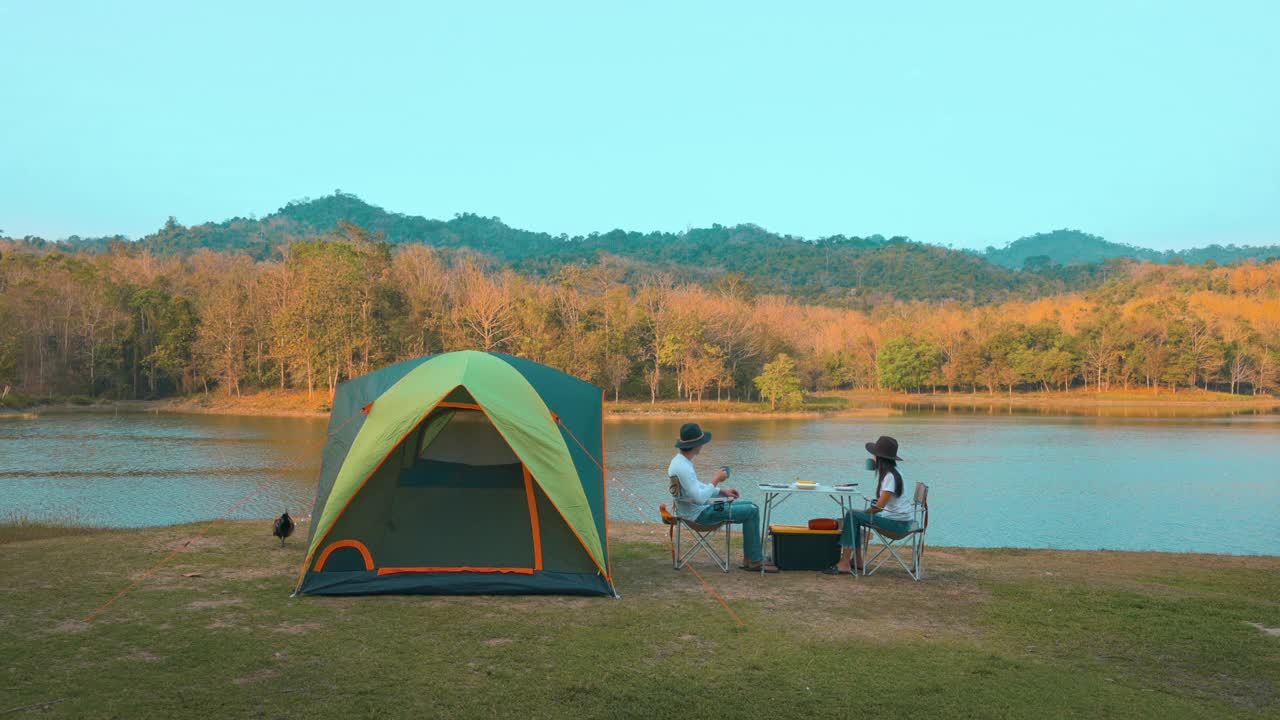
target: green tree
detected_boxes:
[753,353,803,410]
[876,336,943,392]
[145,295,200,395]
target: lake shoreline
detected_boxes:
[4,517,1275,558]
[6,387,1277,421]
[905,390,1280,411]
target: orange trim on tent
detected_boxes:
[314,539,374,571]
[437,402,482,411]
[523,465,544,571]
[376,567,535,576]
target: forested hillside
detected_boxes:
[1,193,1092,305]
[2,229,1278,405]
[14,193,1278,307]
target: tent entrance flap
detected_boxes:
[377,408,536,570]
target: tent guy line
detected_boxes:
[609,475,746,628]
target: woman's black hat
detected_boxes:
[675,422,712,449]
[865,435,903,462]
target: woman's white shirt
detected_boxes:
[878,473,914,521]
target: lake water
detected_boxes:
[2,410,1277,555]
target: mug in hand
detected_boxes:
[864,458,878,472]
[720,465,732,479]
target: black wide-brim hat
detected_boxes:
[865,435,903,462]
[675,422,712,449]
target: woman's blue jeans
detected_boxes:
[693,500,763,562]
[840,510,912,550]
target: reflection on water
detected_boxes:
[2,410,1277,555]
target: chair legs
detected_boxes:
[673,520,732,573]
[864,531,924,581]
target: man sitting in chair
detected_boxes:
[668,422,777,573]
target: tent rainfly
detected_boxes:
[295,351,614,597]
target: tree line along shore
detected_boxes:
[3,226,1279,412]
[5,388,1276,423]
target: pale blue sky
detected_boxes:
[2,1,1277,249]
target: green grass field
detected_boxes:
[2,521,1277,718]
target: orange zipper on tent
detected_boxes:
[523,465,544,571]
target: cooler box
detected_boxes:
[769,524,840,570]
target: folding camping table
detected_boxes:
[757,482,860,574]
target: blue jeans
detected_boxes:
[840,510,913,550]
[694,500,763,563]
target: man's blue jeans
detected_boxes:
[840,510,913,550]
[693,500,763,563]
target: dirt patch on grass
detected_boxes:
[955,547,1280,600]
[187,598,243,610]
[724,565,988,642]
[52,619,90,634]
[122,649,163,663]
[231,668,280,685]
[134,533,228,557]
[482,638,514,647]
[271,622,321,635]
[1246,622,1280,637]
[605,538,990,643]
[219,565,291,582]
[609,522,672,544]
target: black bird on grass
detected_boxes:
[273,511,295,547]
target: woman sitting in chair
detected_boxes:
[824,436,914,575]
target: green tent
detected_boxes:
[295,351,615,597]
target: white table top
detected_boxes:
[757,482,860,494]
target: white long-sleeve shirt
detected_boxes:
[668,453,720,520]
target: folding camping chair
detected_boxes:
[659,475,733,573]
[862,482,930,581]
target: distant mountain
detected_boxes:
[985,228,1280,269]
[10,194,1279,305]
[27,193,1046,303]
[983,230,1161,268]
